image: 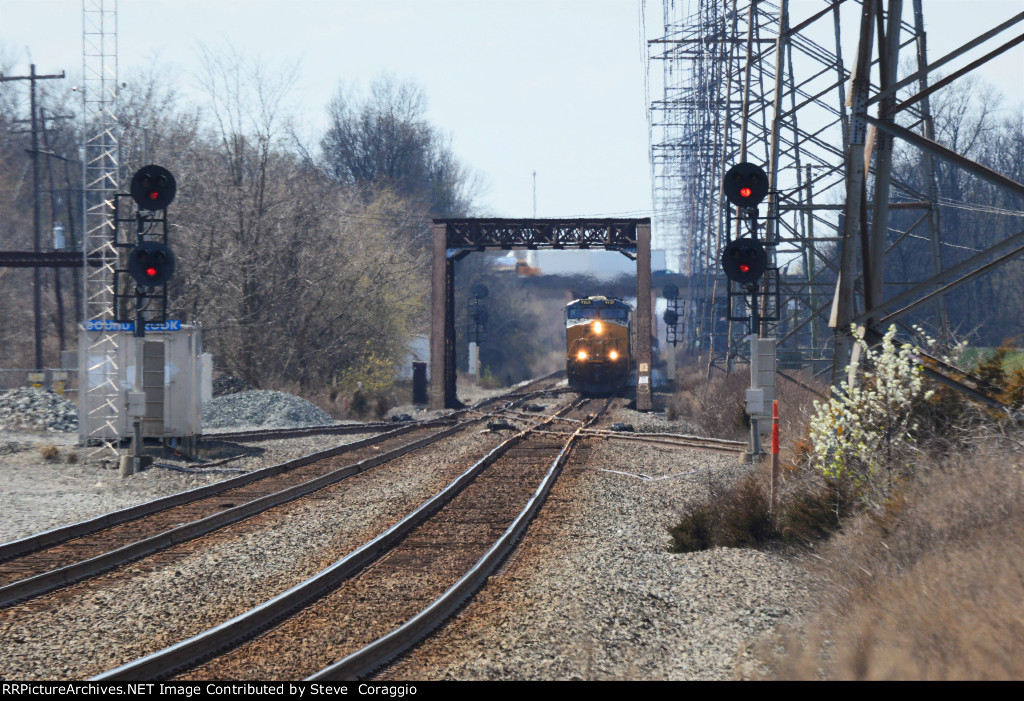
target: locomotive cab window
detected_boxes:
[567,307,598,319]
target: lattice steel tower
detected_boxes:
[647,1,1024,387]
[80,0,120,451]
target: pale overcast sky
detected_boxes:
[0,0,1021,226]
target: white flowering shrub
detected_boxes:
[809,325,934,503]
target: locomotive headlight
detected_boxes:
[577,350,588,361]
[593,321,603,334]
[609,350,619,360]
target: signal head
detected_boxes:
[723,162,768,208]
[721,237,768,286]
[127,240,176,287]
[130,165,177,211]
[663,309,679,326]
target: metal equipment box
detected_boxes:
[78,324,211,442]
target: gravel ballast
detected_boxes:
[0,393,813,680]
[201,390,336,429]
[0,388,78,433]
[377,427,814,681]
[0,422,522,680]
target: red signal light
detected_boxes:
[740,187,752,198]
[130,165,177,211]
[739,263,751,273]
[127,240,175,287]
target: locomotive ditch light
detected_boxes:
[577,350,588,361]
[130,165,177,211]
[127,240,175,287]
[609,350,619,361]
[723,162,768,208]
[721,237,768,286]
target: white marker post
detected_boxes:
[468,341,479,377]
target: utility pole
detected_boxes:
[0,65,66,370]
[40,108,77,353]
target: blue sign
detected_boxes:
[84,320,182,332]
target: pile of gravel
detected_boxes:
[0,388,78,433]
[212,373,253,397]
[201,389,335,430]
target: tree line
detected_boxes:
[0,47,567,398]
[882,76,1024,346]
[0,49,472,395]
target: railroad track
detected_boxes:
[580,428,746,454]
[94,395,615,681]
[206,373,570,443]
[0,376,567,608]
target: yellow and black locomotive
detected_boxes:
[565,296,633,395]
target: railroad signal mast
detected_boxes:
[662,284,681,382]
[721,161,772,334]
[117,165,177,475]
[117,165,177,335]
[721,162,775,462]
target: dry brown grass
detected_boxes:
[766,439,1024,680]
[668,364,825,447]
[668,365,751,440]
[668,464,845,553]
[670,362,1024,679]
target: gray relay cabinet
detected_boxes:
[78,323,212,443]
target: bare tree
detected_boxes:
[321,75,477,220]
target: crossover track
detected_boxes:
[580,428,746,454]
[0,376,566,608]
[208,373,570,443]
[95,395,615,681]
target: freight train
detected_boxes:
[565,296,633,395]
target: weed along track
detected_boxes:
[95,395,614,681]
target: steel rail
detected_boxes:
[206,372,566,443]
[0,422,423,565]
[2,379,567,606]
[0,419,478,609]
[308,395,616,681]
[92,397,589,681]
[579,428,747,454]
[203,420,434,442]
[0,375,566,564]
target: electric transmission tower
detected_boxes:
[647,0,1024,388]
